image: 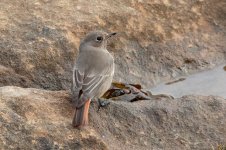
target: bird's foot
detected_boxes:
[98,98,110,111]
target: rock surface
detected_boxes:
[0,0,226,89]
[1,1,226,149]
[1,86,226,149]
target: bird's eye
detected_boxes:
[96,36,103,41]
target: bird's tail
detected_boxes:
[72,99,91,128]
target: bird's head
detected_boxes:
[80,31,117,50]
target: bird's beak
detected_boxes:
[106,32,117,40]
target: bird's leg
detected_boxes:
[98,98,110,111]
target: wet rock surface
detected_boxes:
[0,86,226,149]
[151,64,226,98]
[0,0,226,89]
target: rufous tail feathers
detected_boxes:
[72,99,91,128]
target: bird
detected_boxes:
[72,31,116,128]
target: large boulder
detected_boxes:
[0,0,226,89]
[0,86,225,149]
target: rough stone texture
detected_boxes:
[0,86,226,149]
[0,86,107,150]
[1,1,226,149]
[0,0,226,89]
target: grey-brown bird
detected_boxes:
[72,31,116,128]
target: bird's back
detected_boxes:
[76,46,114,76]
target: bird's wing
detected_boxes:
[73,60,114,99]
[82,65,114,96]
[73,68,84,90]
[72,68,84,102]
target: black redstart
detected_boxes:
[72,31,116,128]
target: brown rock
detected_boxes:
[0,86,226,149]
[0,0,226,89]
[0,86,108,150]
